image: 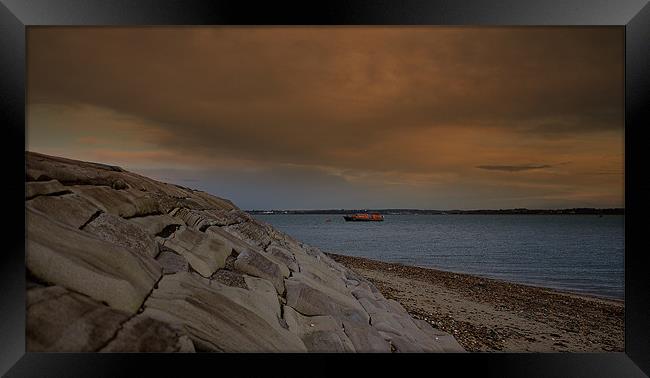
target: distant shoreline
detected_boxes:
[249,208,624,215]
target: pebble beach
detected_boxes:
[327,252,624,352]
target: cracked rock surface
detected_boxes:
[25,151,464,353]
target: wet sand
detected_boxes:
[327,253,624,352]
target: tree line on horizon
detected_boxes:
[247,208,624,215]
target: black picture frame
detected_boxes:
[2,1,649,376]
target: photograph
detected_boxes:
[24,26,626,354]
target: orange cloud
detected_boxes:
[26,27,624,209]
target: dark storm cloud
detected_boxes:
[26,27,624,209]
[27,27,623,173]
[476,161,571,172]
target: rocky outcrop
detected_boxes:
[25,151,464,353]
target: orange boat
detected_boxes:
[343,213,384,222]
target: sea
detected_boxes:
[255,214,624,300]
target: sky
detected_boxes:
[27,27,624,210]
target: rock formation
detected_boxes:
[25,151,465,353]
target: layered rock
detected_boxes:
[25,151,464,353]
[161,226,231,278]
[142,272,306,352]
[27,284,193,352]
[283,306,355,352]
[26,207,161,313]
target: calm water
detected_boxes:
[256,214,624,300]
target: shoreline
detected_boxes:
[327,252,624,352]
[403,265,623,303]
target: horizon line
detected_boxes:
[245,207,625,212]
